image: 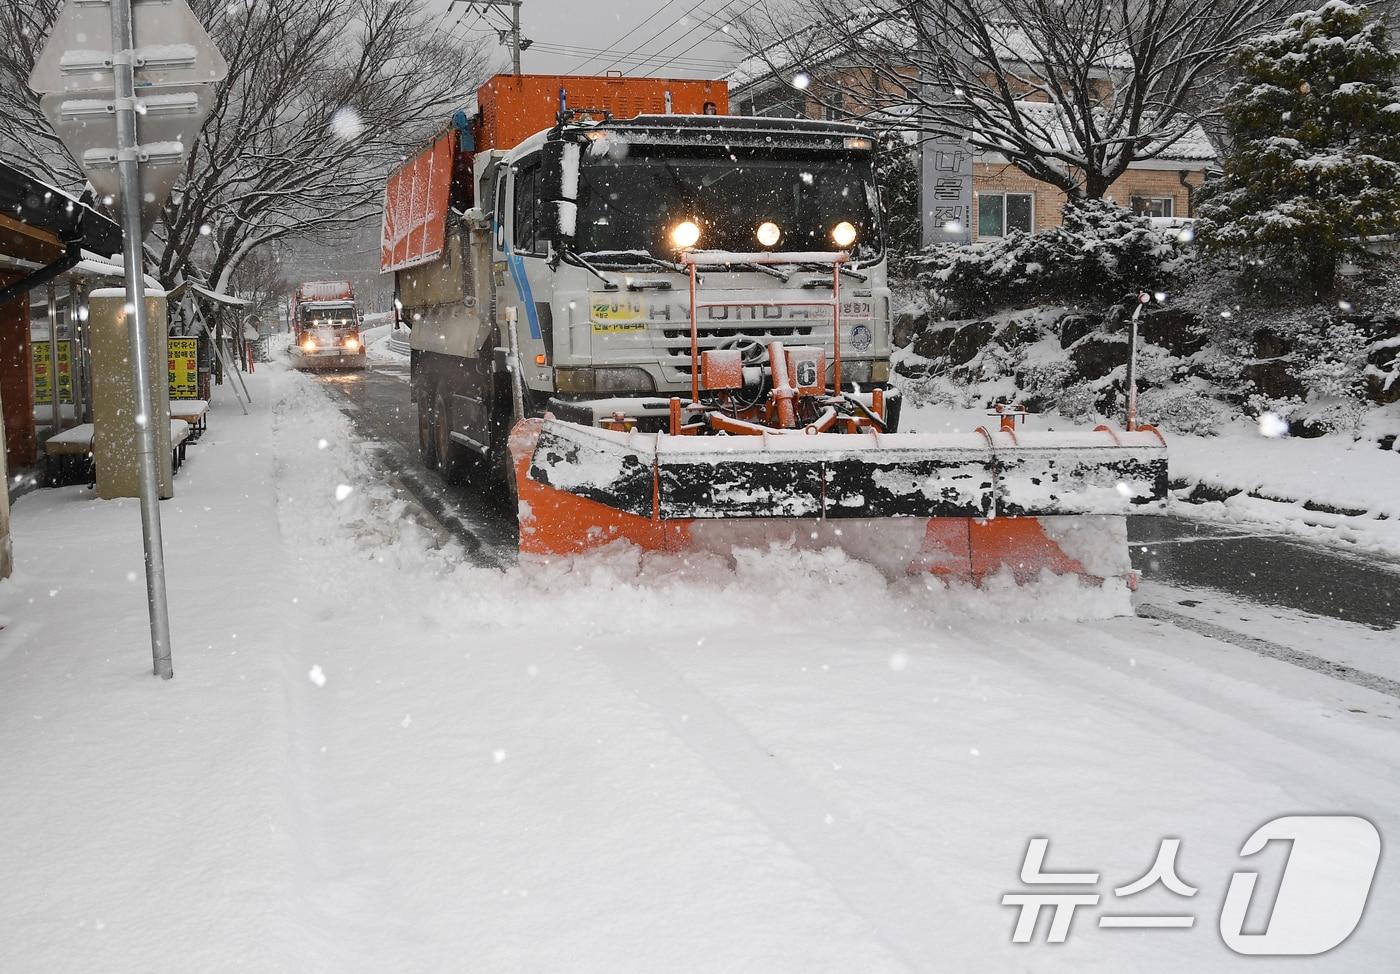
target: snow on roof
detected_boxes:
[167,280,252,306]
[733,38,1215,163]
[728,16,1133,93]
[1000,99,1217,162]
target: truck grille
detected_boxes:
[655,321,828,372]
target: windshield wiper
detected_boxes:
[580,250,690,274]
[683,253,790,282]
[790,261,868,283]
[558,248,620,290]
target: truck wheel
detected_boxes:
[435,389,469,485]
[418,391,438,470]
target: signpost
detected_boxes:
[30,0,226,680]
[920,136,974,248]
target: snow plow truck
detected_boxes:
[289,280,367,370]
[382,73,1167,587]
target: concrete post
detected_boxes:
[88,287,173,499]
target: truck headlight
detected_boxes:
[595,367,656,393]
[554,367,658,394]
[671,220,701,249]
[842,359,873,384]
[832,221,857,248]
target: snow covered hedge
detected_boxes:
[899,200,1182,314]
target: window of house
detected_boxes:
[977,192,1033,238]
[512,158,541,255]
[1131,196,1174,218]
[823,92,845,120]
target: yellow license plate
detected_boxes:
[591,296,644,322]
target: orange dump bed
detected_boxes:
[382,74,728,273]
[475,74,728,151]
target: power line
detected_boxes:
[527,41,736,71]
[563,0,689,74]
[590,0,712,75]
[636,0,747,78]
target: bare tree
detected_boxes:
[736,0,1292,199]
[0,0,489,290]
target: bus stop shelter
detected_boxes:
[0,160,121,578]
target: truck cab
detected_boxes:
[290,281,367,370]
[388,78,893,485]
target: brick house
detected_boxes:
[727,40,1216,242]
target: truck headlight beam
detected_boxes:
[671,220,701,249]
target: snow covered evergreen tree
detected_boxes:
[1197,1,1400,295]
[875,129,921,263]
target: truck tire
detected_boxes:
[417,388,438,470]
[434,388,470,485]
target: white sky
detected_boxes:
[436,0,751,80]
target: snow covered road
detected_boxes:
[1,364,1396,972]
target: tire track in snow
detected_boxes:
[985,618,1400,812]
[1136,603,1400,701]
[590,641,977,974]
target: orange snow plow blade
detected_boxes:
[509,417,1162,588]
[507,254,1166,589]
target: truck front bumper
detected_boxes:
[290,347,367,370]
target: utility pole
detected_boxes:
[453,1,524,75]
[510,0,521,75]
[110,0,174,679]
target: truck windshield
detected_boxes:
[302,307,356,327]
[574,145,882,263]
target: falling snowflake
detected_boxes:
[492,749,507,764]
[1258,412,1289,438]
[330,107,364,141]
[792,72,811,90]
[307,665,326,687]
[334,484,353,501]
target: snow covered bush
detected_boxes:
[1138,383,1233,436]
[912,199,1179,313]
[1195,1,1400,295]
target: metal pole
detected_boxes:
[70,283,87,425]
[111,0,174,679]
[504,305,525,421]
[510,0,522,75]
[1125,292,1149,432]
[47,282,61,434]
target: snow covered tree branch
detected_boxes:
[0,0,490,290]
[735,0,1291,199]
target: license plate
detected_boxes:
[591,296,644,322]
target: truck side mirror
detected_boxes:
[539,136,580,252]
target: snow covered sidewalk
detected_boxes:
[901,399,1400,555]
[2,367,1398,973]
[1168,419,1400,553]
